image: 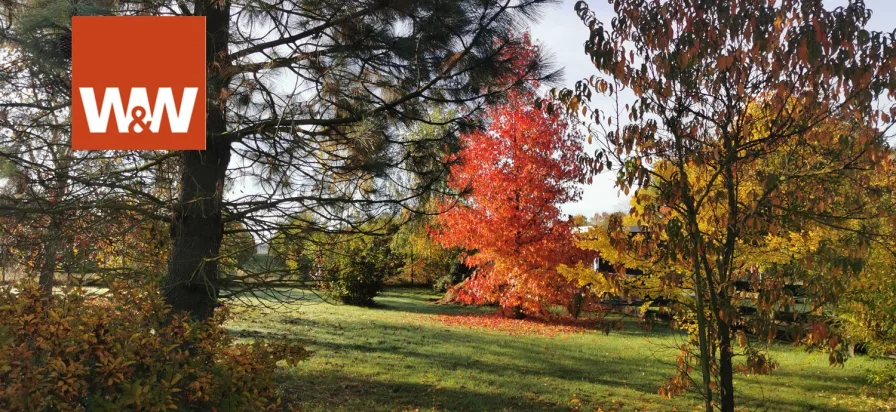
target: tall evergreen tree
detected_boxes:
[0,0,560,318]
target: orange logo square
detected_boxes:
[72,17,206,150]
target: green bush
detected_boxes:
[433,260,474,292]
[320,235,401,306]
[268,218,320,281]
[0,282,307,411]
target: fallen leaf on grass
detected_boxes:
[428,312,601,337]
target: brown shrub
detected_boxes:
[0,282,307,411]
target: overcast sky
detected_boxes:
[532,0,896,218]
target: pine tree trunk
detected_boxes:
[163,0,231,320]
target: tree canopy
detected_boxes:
[0,0,564,318]
[555,0,896,410]
[432,48,588,315]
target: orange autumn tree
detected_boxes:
[432,72,588,317]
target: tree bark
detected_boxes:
[717,129,739,412]
[674,129,714,412]
[718,317,735,412]
[38,215,61,296]
[0,247,5,284]
[163,0,231,320]
[692,266,713,412]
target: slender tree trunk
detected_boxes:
[711,258,735,412]
[717,131,739,412]
[691,243,714,412]
[38,215,61,296]
[675,131,714,412]
[163,0,231,320]
[1,246,6,284]
[39,141,71,297]
[717,316,735,412]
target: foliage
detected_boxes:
[1,0,562,319]
[432,37,589,316]
[556,0,896,409]
[0,203,173,288]
[0,282,307,411]
[0,2,183,294]
[271,215,404,304]
[268,215,319,280]
[431,312,615,337]
[555,261,618,301]
[389,213,461,288]
[220,222,258,273]
[835,235,896,357]
[240,253,287,276]
[87,214,171,279]
[318,234,401,306]
[433,260,474,293]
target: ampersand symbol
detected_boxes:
[129,106,151,134]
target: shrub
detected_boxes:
[433,260,474,292]
[388,219,461,287]
[220,221,258,272]
[0,282,307,411]
[319,235,400,306]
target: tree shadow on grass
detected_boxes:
[276,323,694,410]
[239,313,687,400]
[263,313,878,411]
[370,288,491,316]
[732,367,875,411]
[371,288,687,340]
[228,289,879,411]
[602,318,687,339]
[277,370,571,412]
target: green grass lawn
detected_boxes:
[226,288,893,411]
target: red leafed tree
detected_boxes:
[432,59,587,316]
